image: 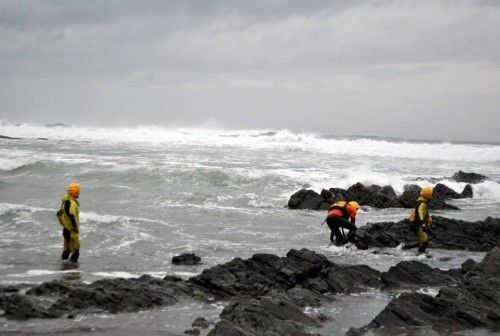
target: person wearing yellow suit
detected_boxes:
[57,183,81,262]
[326,201,360,245]
[410,187,433,254]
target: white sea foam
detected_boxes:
[1,121,499,162]
[0,157,36,171]
[92,271,138,278]
[173,271,200,278]
[0,203,52,216]
[7,269,82,277]
[81,211,168,226]
[471,180,500,200]
[417,287,440,297]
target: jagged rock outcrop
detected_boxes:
[186,249,382,300]
[288,182,469,211]
[460,184,474,198]
[350,246,500,334]
[0,275,195,319]
[207,291,320,336]
[452,170,487,184]
[356,216,500,251]
[381,261,462,287]
[287,189,329,210]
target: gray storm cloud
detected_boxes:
[0,0,499,141]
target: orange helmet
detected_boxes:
[420,187,433,199]
[348,201,360,210]
[67,183,80,197]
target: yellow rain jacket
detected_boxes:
[57,194,80,252]
[415,196,430,244]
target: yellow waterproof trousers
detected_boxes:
[63,231,80,253]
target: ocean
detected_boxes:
[1,120,499,335]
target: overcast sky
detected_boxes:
[1,0,499,141]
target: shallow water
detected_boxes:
[1,122,499,334]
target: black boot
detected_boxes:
[347,230,357,243]
[61,250,70,260]
[70,250,79,263]
[418,242,428,254]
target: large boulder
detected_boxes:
[287,189,323,210]
[433,183,461,199]
[328,187,353,202]
[397,184,422,208]
[351,247,500,333]
[172,253,202,265]
[431,183,472,203]
[452,171,487,184]
[399,184,459,210]
[459,184,473,198]
[347,182,375,205]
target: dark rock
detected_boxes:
[285,287,323,307]
[461,259,478,274]
[184,329,200,335]
[287,189,323,210]
[187,249,333,299]
[0,293,60,319]
[0,285,21,294]
[378,185,397,200]
[459,184,473,198]
[357,247,500,332]
[207,291,320,336]
[374,185,401,208]
[164,275,183,282]
[0,135,22,140]
[187,248,384,302]
[26,280,81,296]
[47,274,188,315]
[322,264,382,293]
[192,317,210,329]
[452,171,487,184]
[288,181,461,210]
[347,183,373,205]
[328,187,352,202]
[345,183,401,208]
[356,216,500,251]
[434,183,461,199]
[381,261,460,287]
[320,189,334,204]
[368,184,382,194]
[172,253,202,266]
[397,185,422,208]
[428,197,460,210]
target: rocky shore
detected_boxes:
[355,216,500,251]
[1,221,499,335]
[287,171,489,211]
[348,246,500,335]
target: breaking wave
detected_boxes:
[1,121,499,163]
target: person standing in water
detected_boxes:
[57,183,81,262]
[326,200,360,245]
[409,187,433,254]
